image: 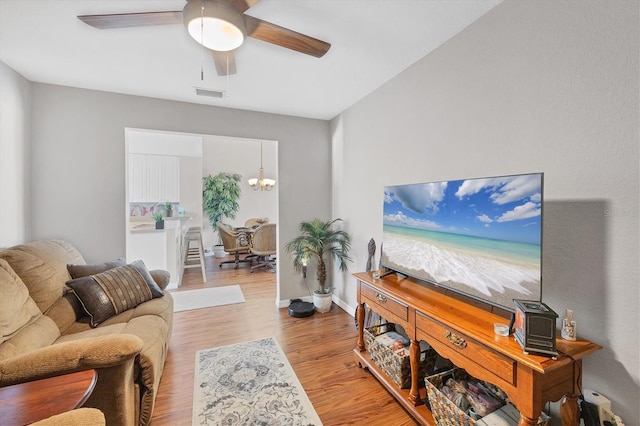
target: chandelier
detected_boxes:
[248,143,276,191]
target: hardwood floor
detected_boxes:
[151,254,417,425]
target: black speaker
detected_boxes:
[513,299,558,357]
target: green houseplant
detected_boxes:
[153,212,164,230]
[202,172,242,257]
[285,218,352,312]
[164,201,173,217]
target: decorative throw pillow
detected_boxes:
[1,259,42,343]
[67,258,126,279]
[67,260,164,327]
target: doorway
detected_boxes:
[124,128,279,296]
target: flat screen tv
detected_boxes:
[381,172,543,312]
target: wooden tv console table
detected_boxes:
[353,272,601,426]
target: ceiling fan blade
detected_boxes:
[212,50,238,76]
[78,11,183,29]
[244,15,330,58]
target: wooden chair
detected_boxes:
[217,222,253,269]
[249,223,277,272]
[244,218,268,228]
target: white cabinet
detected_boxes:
[128,154,180,202]
[158,155,180,202]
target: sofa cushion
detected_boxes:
[0,315,61,360]
[0,259,42,344]
[0,240,85,313]
[44,293,86,335]
[67,258,126,279]
[67,261,164,327]
[30,407,106,426]
[61,293,173,335]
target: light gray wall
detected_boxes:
[29,83,330,301]
[0,61,31,247]
[331,0,638,423]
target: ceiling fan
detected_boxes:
[77,0,331,76]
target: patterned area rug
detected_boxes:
[193,337,322,426]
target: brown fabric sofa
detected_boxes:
[0,240,173,426]
[30,408,106,426]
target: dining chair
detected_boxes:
[217,222,253,269]
[249,223,276,272]
[244,218,268,228]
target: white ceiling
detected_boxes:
[0,0,501,120]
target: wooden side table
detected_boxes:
[0,370,96,425]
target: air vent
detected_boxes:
[194,87,225,98]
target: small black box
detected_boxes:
[513,299,558,357]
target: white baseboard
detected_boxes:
[277,294,356,317]
[332,295,356,316]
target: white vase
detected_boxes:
[313,291,333,313]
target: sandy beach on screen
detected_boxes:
[382,235,540,309]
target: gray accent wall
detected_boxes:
[331,1,638,422]
[27,83,330,302]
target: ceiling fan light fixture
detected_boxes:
[183,0,246,52]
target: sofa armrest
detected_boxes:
[1,335,143,426]
[0,334,143,386]
[30,408,105,426]
[149,269,170,290]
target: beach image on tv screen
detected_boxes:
[382,173,542,310]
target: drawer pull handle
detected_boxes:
[444,330,467,349]
[376,293,387,303]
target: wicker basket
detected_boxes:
[425,368,476,426]
[425,368,551,426]
[363,323,437,389]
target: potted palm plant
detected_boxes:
[285,218,352,312]
[202,172,242,258]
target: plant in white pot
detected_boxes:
[202,172,242,258]
[285,218,352,313]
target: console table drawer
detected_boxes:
[361,284,408,322]
[416,311,515,385]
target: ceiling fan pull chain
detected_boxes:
[200,5,205,81]
[226,53,230,103]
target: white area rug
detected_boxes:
[193,337,323,426]
[172,286,245,312]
